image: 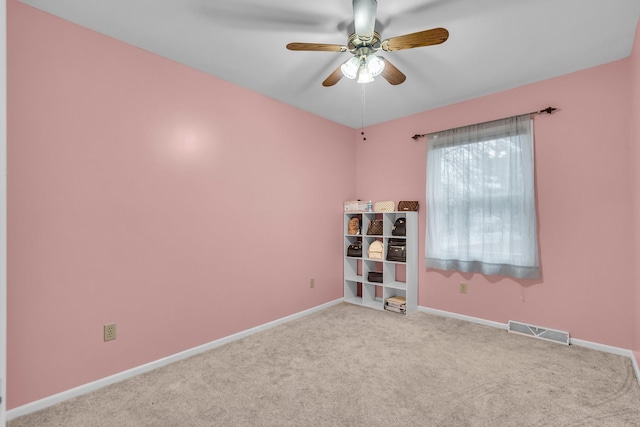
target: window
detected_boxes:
[425,114,539,279]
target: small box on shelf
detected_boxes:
[344,200,368,212]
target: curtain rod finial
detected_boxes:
[542,107,557,114]
[412,134,421,140]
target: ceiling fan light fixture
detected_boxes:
[341,56,360,79]
[366,55,385,77]
[353,0,377,39]
[357,64,374,84]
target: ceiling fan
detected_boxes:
[286,0,449,86]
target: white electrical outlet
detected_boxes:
[104,323,117,341]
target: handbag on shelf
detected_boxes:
[391,217,406,236]
[387,238,406,262]
[374,201,395,212]
[398,201,419,211]
[368,240,384,260]
[367,272,383,283]
[348,217,360,235]
[347,241,362,257]
[366,219,384,235]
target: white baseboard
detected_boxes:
[419,306,509,330]
[7,298,344,421]
[418,305,640,385]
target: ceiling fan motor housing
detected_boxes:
[353,0,377,39]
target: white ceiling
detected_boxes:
[18,0,640,128]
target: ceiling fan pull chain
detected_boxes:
[361,84,367,141]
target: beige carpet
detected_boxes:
[9,303,640,426]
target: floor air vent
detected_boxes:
[508,320,570,345]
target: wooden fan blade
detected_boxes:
[322,66,344,87]
[381,58,406,85]
[286,43,347,52]
[381,27,449,52]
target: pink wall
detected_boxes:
[358,59,635,348]
[8,0,640,412]
[631,18,640,365]
[7,1,355,409]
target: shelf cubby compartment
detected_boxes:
[344,257,361,282]
[362,283,384,310]
[383,286,407,303]
[344,280,363,305]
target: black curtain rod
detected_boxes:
[411,106,557,141]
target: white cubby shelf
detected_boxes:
[343,211,418,314]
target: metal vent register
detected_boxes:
[508,320,570,345]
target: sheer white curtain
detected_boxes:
[425,114,540,279]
